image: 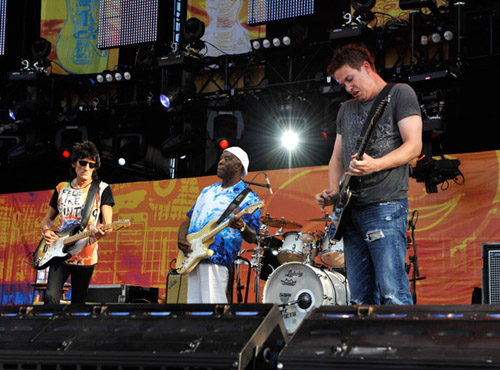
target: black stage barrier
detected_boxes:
[278,304,500,369]
[0,303,288,370]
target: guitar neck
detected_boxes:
[201,203,262,243]
[63,223,115,246]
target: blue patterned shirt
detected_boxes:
[186,180,261,269]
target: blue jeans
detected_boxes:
[343,199,413,305]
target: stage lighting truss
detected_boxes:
[251,36,292,51]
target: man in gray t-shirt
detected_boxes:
[315,44,422,305]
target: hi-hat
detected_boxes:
[261,215,302,229]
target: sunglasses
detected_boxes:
[78,160,97,169]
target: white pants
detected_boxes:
[187,263,229,303]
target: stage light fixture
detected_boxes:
[207,110,244,150]
[183,17,205,51]
[250,36,292,51]
[55,125,88,160]
[114,133,145,166]
[350,0,376,23]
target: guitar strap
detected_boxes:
[357,83,395,146]
[79,179,100,231]
[216,187,251,224]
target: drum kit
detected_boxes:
[238,213,351,334]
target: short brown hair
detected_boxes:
[327,43,376,76]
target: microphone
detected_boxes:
[264,173,273,195]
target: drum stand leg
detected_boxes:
[251,241,265,303]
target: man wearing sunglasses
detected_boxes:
[41,141,115,304]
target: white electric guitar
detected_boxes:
[176,201,264,275]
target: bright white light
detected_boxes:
[118,157,126,166]
[281,130,299,150]
[272,38,280,47]
[282,36,291,46]
[262,39,271,48]
[252,40,261,50]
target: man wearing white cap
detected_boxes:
[177,147,261,303]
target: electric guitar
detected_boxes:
[33,220,131,270]
[330,96,391,241]
[176,201,265,275]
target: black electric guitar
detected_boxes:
[176,201,264,275]
[33,220,131,270]
[330,96,391,241]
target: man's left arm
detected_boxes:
[229,208,260,244]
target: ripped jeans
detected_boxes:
[343,199,413,305]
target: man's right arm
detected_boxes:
[315,134,345,212]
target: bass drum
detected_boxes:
[262,262,350,334]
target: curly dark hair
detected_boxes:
[327,43,376,77]
[69,140,101,180]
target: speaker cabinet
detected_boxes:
[86,284,159,304]
[278,304,500,369]
[482,243,500,304]
[0,303,288,370]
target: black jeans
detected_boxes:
[44,259,95,304]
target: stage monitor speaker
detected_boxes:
[278,304,500,369]
[86,284,159,304]
[482,243,500,304]
[0,303,288,370]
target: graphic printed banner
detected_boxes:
[1,150,498,305]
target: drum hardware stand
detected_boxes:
[408,209,426,304]
[234,253,251,303]
[251,237,266,303]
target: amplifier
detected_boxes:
[482,243,500,303]
[87,284,159,304]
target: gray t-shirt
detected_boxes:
[336,83,421,206]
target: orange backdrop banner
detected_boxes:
[1,150,498,305]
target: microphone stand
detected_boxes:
[408,210,426,304]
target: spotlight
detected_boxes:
[96,74,104,83]
[114,72,122,81]
[105,73,113,82]
[272,38,281,47]
[281,130,299,150]
[263,39,271,48]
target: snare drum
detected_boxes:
[319,237,345,268]
[278,231,315,264]
[263,262,350,333]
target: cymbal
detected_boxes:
[261,215,303,229]
[306,215,331,222]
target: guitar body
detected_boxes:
[175,201,265,275]
[330,183,352,242]
[33,224,81,270]
[176,220,217,275]
[32,220,131,270]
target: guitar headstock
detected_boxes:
[112,219,132,231]
[241,201,265,215]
